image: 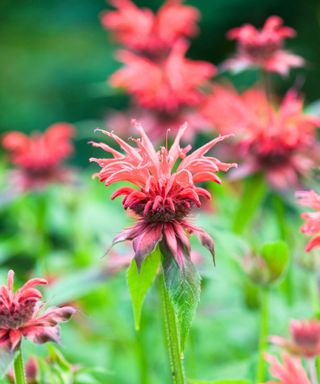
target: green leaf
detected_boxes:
[161,248,201,350]
[127,248,161,330]
[260,241,289,284]
[189,380,251,384]
[0,348,15,378]
[233,174,266,234]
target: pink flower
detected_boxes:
[265,353,311,384]
[101,0,199,54]
[105,106,210,143]
[110,40,215,113]
[296,190,320,251]
[0,270,75,352]
[224,16,304,75]
[270,319,320,358]
[201,85,320,189]
[90,123,236,268]
[2,123,75,191]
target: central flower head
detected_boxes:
[90,123,236,268]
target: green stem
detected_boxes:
[136,329,148,384]
[158,271,186,384]
[256,288,269,383]
[14,346,26,384]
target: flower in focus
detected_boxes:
[2,123,75,192]
[0,270,75,352]
[270,319,320,358]
[224,16,304,75]
[110,40,215,113]
[201,85,320,189]
[90,123,236,268]
[296,190,320,251]
[265,353,310,384]
[101,0,199,54]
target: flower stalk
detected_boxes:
[14,346,26,384]
[256,288,269,382]
[158,270,186,384]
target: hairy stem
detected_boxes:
[158,271,186,384]
[14,346,26,384]
[256,288,269,383]
[308,358,319,384]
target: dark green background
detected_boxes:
[1,0,319,157]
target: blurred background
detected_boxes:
[1,0,320,165]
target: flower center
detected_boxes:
[0,301,36,329]
[241,41,280,60]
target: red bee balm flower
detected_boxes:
[101,0,199,54]
[2,123,75,191]
[110,40,215,113]
[0,270,75,352]
[265,353,311,384]
[270,319,320,358]
[90,123,236,268]
[296,190,320,252]
[224,16,304,75]
[201,85,320,189]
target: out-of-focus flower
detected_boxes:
[110,40,215,113]
[2,123,75,191]
[270,319,320,358]
[0,270,75,352]
[224,16,304,75]
[265,353,311,384]
[296,190,320,251]
[105,107,210,143]
[201,85,320,189]
[7,357,38,384]
[90,123,236,268]
[101,0,199,54]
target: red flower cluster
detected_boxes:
[90,123,236,268]
[102,0,215,140]
[296,190,320,251]
[2,123,75,191]
[201,85,320,189]
[101,0,199,54]
[224,16,304,75]
[0,270,75,352]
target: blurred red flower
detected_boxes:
[101,0,199,54]
[224,16,304,75]
[110,40,215,113]
[296,190,320,251]
[201,85,320,189]
[2,123,75,191]
[0,270,75,352]
[265,353,310,384]
[90,123,236,268]
[270,319,320,358]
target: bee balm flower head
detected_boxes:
[90,123,236,268]
[0,270,75,352]
[110,40,215,113]
[101,0,199,54]
[224,16,304,75]
[270,319,320,358]
[2,123,75,192]
[296,190,320,252]
[201,85,320,189]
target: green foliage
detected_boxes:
[161,248,201,351]
[127,248,161,330]
[189,380,251,384]
[260,241,290,285]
